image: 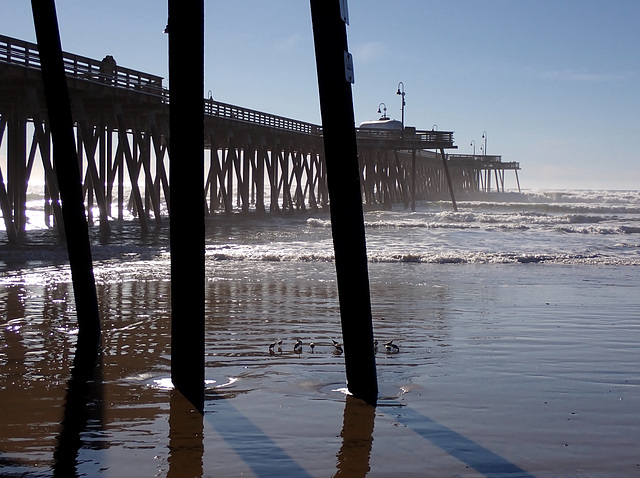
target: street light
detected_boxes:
[482,131,487,156]
[377,102,388,119]
[396,81,405,131]
[470,140,476,156]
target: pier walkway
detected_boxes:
[0,34,520,241]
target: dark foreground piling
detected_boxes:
[168,1,206,413]
[310,0,378,405]
[31,0,100,343]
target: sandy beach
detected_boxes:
[1,258,639,477]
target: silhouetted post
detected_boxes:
[168,0,205,413]
[411,149,416,212]
[310,0,378,405]
[31,0,100,343]
[440,148,458,211]
[0,168,18,244]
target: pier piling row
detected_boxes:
[0,34,520,242]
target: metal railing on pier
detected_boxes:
[204,99,321,135]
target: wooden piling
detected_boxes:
[0,118,18,244]
[310,0,378,406]
[440,148,458,212]
[30,0,100,342]
[8,117,27,236]
[168,0,205,413]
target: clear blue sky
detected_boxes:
[2,1,639,190]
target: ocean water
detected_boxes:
[1,189,639,477]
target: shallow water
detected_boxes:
[1,261,639,477]
[1,190,640,476]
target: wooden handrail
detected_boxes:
[0,34,163,97]
[203,98,322,135]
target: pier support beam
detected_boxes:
[0,118,18,244]
[31,0,100,343]
[311,0,378,405]
[168,0,205,413]
[440,148,457,212]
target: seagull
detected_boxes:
[294,339,303,354]
[277,339,283,354]
[332,340,343,355]
[384,340,399,354]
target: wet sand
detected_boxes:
[1,262,639,477]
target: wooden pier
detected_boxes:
[0,34,520,242]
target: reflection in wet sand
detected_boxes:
[333,396,375,478]
[53,334,103,477]
[168,390,203,478]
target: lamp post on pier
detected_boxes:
[377,102,388,119]
[470,140,476,157]
[482,131,487,156]
[396,81,405,132]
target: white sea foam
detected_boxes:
[2,189,640,270]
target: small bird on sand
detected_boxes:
[384,340,399,354]
[309,342,315,353]
[269,341,277,355]
[294,339,303,354]
[277,339,283,353]
[332,340,343,355]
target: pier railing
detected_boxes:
[0,34,164,97]
[448,154,520,169]
[1,34,455,143]
[204,99,321,135]
[1,34,457,147]
[355,127,454,145]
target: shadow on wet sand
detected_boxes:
[165,389,533,478]
[391,403,535,477]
